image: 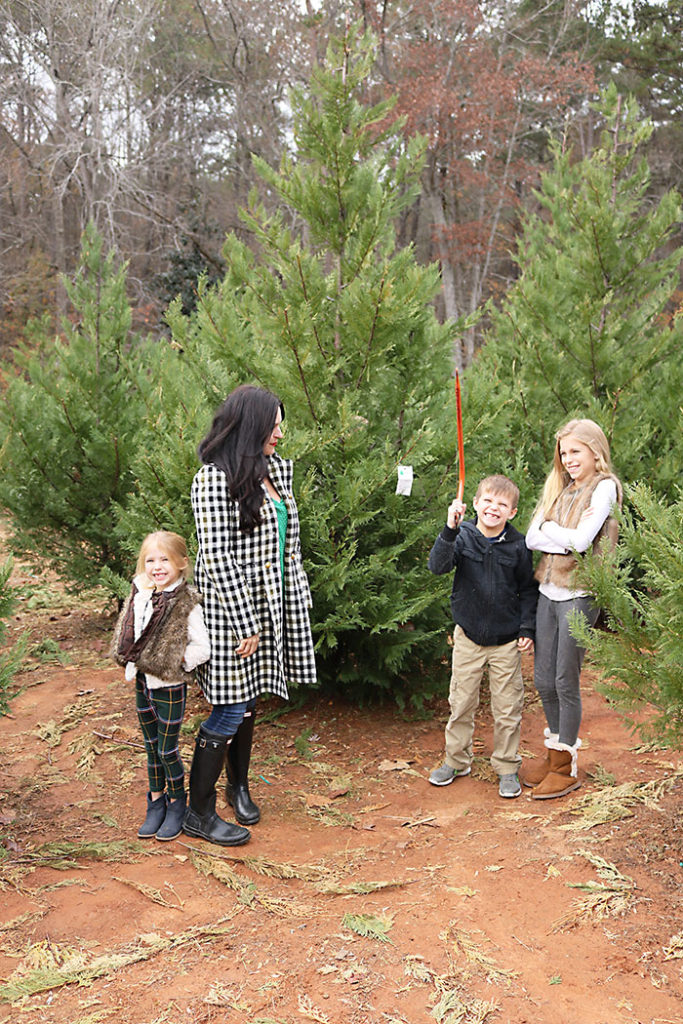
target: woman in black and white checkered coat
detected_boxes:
[183,385,317,846]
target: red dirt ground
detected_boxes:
[1,574,683,1024]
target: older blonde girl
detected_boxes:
[524,420,622,799]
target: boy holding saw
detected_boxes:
[427,374,538,798]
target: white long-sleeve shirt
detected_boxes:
[124,574,211,689]
[526,478,617,601]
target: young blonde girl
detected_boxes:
[112,532,210,840]
[524,420,622,799]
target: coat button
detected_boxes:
[265,562,271,569]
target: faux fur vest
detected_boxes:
[535,473,621,591]
[111,582,202,686]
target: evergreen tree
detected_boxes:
[0,559,28,714]
[0,224,166,593]
[572,484,683,748]
[119,24,478,700]
[591,1,683,193]
[476,85,683,501]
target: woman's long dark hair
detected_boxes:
[198,385,284,532]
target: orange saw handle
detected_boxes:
[455,371,465,502]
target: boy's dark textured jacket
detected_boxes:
[111,583,202,686]
[428,519,538,647]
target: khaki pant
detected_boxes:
[444,625,524,776]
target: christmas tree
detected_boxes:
[120,24,475,699]
[0,224,165,592]
[572,484,683,748]
[476,84,682,502]
[0,559,28,714]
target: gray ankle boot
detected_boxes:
[156,793,186,841]
[138,792,167,838]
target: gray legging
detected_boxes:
[533,595,599,746]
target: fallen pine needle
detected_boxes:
[0,916,237,1003]
[552,851,637,931]
[560,772,683,831]
[342,911,393,943]
[443,924,518,985]
[298,992,331,1023]
[190,849,312,917]
[112,876,184,909]
[92,731,146,750]
[662,932,683,961]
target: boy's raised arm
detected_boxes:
[428,502,465,575]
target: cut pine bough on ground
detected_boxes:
[553,851,638,932]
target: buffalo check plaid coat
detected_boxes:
[191,454,317,705]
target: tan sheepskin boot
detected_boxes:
[531,740,581,800]
[521,728,559,788]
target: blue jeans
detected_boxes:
[203,697,257,737]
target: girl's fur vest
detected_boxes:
[111,582,202,686]
[535,473,622,590]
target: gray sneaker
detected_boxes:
[429,762,472,786]
[499,773,522,798]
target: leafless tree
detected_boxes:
[0,0,309,334]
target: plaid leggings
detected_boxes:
[135,673,186,798]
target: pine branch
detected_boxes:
[296,255,329,363]
[282,307,319,424]
[354,274,386,389]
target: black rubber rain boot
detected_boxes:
[225,710,261,825]
[183,728,250,846]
